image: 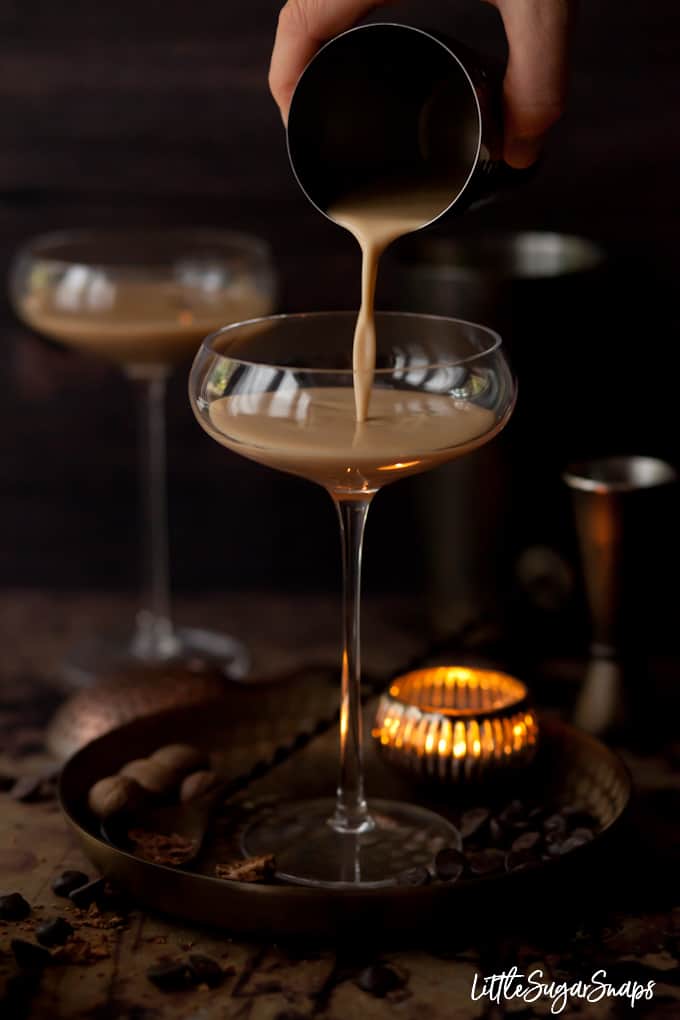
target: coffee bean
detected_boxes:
[460,808,490,840]
[188,954,224,988]
[563,807,598,829]
[560,834,592,854]
[396,865,430,887]
[147,958,195,991]
[51,871,89,897]
[0,893,31,920]
[543,813,567,837]
[511,831,542,853]
[498,800,524,825]
[11,939,51,970]
[488,818,506,845]
[468,849,506,876]
[434,848,466,882]
[506,849,538,873]
[356,963,405,998]
[570,827,595,843]
[68,878,107,909]
[36,918,74,947]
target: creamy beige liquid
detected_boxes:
[209,387,494,494]
[20,279,271,370]
[328,182,454,422]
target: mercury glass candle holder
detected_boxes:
[374,666,538,782]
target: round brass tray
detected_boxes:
[59,692,632,939]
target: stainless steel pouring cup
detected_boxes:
[286,22,528,224]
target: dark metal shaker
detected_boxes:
[286,22,530,224]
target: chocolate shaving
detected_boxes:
[215,854,276,883]
[128,829,197,866]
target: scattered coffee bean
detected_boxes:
[506,849,539,873]
[68,878,107,909]
[434,847,466,883]
[396,865,430,887]
[488,818,506,845]
[543,813,567,838]
[356,963,405,998]
[460,807,490,840]
[36,918,74,947]
[51,870,89,898]
[498,800,524,825]
[0,893,31,921]
[11,939,51,970]
[560,834,592,854]
[468,849,506,876]
[147,957,195,991]
[511,831,542,853]
[562,807,598,829]
[571,827,595,843]
[188,954,224,988]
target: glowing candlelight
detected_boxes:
[373,666,538,782]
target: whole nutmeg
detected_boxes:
[150,744,209,780]
[120,758,176,796]
[88,775,145,819]
[180,770,222,803]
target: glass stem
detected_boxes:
[331,495,374,834]
[131,372,179,661]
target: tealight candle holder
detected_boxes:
[374,666,538,783]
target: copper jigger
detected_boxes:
[563,456,677,737]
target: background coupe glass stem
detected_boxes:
[131,373,179,662]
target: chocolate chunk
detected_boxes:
[188,954,224,988]
[11,939,51,970]
[356,963,405,998]
[467,849,506,876]
[147,957,195,991]
[396,865,430,887]
[36,917,74,947]
[460,807,490,840]
[434,847,466,883]
[51,870,89,897]
[511,831,542,853]
[68,878,107,909]
[0,892,31,920]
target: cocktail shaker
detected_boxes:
[286,22,530,222]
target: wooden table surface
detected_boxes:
[1,590,680,1019]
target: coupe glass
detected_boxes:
[189,311,515,886]
[10,228,276,685]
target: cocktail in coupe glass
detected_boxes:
[190,310,515,887]
[10,228,276,685]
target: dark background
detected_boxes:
[1,0,678,623]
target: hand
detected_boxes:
[269,0,577,168]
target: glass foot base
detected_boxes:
[62,626,250,688]
[242,798,459,887]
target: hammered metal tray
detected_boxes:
[59,677,631,939]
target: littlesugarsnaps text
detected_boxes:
[471,967,655,1015]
